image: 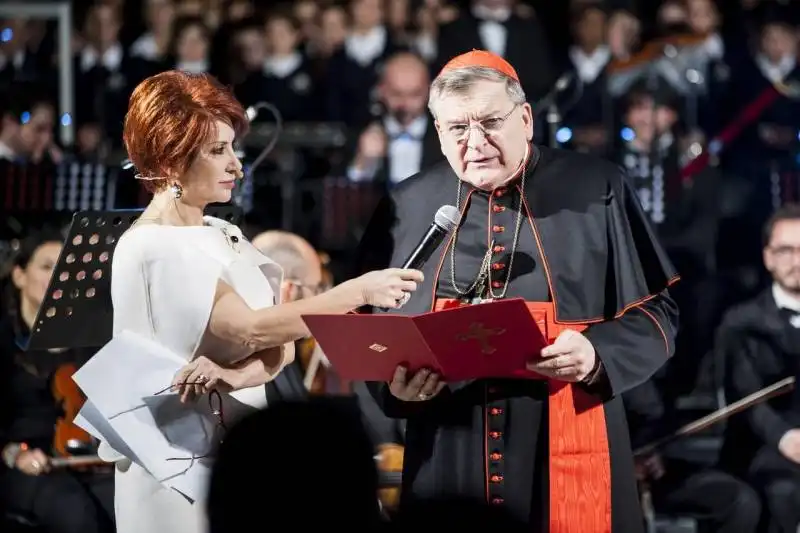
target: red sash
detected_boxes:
[435,299,612,533]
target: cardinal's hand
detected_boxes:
[526,329,597,382]
[388,366,445,401]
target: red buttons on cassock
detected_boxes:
[489,452,503,461]
[488,431,503,440]
[491,263,505,270]
[492,245,505,253]
[494,189,505,197]
[490,474,504,483]
[491,497,505,505]
[492,225,505,232]
[492,204,505,213]
[491,281,503,289]
[489,407,504,416]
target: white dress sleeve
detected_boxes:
[112,226,226,359]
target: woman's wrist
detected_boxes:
[328,279,365,310]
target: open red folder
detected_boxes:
[301,298,547,382]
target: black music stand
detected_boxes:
[27,204,242,351]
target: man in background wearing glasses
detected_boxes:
[717,204,800,532]
[356,50,679,531]
[251,230,339,399]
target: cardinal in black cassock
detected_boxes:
[356,50,679,532]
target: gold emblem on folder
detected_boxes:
[369,343,388,352]
[457,322,506,354]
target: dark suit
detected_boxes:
[324,31,407,127]
[342,116,443,189]
[719,288,800,532]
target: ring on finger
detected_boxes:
[417,392,429,400]
[31,460,41,472]
[396,291,411,306]
[198,374,208,383]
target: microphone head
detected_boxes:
[434,205,459,233]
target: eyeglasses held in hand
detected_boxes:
[152,381,227,474]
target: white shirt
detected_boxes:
[263,52,302,78]
[756,54,796,85]
[569,45,610,84]
[0,49,25,71]
[0,140,16,160]
[129,32,161,61]
[773,283,800,312]
[80,43,123,72]
[473,5,509,57]
[345,26,387,66]
[176,59,208,73]
[348,116,428,185]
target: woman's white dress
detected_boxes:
[101,216,284,533]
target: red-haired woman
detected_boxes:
[106,70,422,533]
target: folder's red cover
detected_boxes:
[301,298,547,382]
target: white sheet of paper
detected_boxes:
[75,399,141,465]
[72,329,256,504]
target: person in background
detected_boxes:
[325,0,404,126]
[560,3,612,156]
[346,51,441,187]
[0,228,115,533]
[0,86,59,164]
[235,8,317,121]
[171,16,212,73]
[433,0,558,104]
[719,205,800,533]
[252,230,341,398]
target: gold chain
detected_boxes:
[448,163,528,300]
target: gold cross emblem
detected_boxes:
[457,322,506,354]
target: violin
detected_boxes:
[51,362,93,457]
[376,443,404,515]
[298,337,327,395]
[606,32,709,74]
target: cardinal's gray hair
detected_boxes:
[428,66,527,119]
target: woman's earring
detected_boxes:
[170,183,183,199]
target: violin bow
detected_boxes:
[50,455,107,468]
[633,376,795,457]
[303,344,324,391]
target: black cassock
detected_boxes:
[356,145,679,532]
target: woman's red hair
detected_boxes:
[123,70,248,191]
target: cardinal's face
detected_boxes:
[434,79,533,191]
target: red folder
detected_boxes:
[301,298,547,382]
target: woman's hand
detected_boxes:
[171,356,235,403]
[16,448,50,476]
[341,268,425,309]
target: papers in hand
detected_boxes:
[72,330,256,504]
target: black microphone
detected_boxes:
[402,205,460,270]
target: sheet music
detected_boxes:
[73,330,257,504]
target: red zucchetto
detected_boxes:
[122,70,248,191]
[438,49,519,82]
